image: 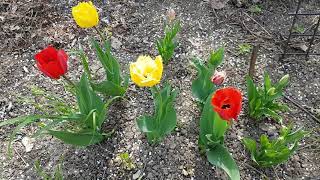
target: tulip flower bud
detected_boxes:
[267,87,276,96]
[278,74,289,87]
[167,9,176,22]
[211,71,226,85]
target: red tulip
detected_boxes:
[211,87,242,122]
[211,70,226,85]
[34,46,68,79]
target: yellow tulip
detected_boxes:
[72,1,99,28]
[130,55,163,87]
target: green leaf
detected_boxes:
[207,144,240,180]
[34,160,51,180]
[137,115,156,133]
[77,45,92,80]
[48,130,104,146]
[0,115,41,127]
[263,108,283,123]
[103,40,122,84]
[92,80,126,96]
[159,91,177,136]
[242,137,257,154]
[199,92,216,145]
[260,134,271,149]
[137,84,177,144]
[246,76,258,112]
[91,39,114,80]
[208,47,224,68]
[156,21,181,63]
[32,114,85,137]
[275,74,289,91]
[76,74,106,128]
[4,115,45,156]
[263,72,272,92]
[191,58,215,103]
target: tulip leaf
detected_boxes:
[92,80,126,96]
[159,91,177,136]
[246,73,289,123]
[208,47,224,68]
[91,39,114,80]
[90,38,127,97]
[137,115,156,133]
[76,74,106,129]
[47,130,105,146]
[156,21,181,64]
[6,115,45,157]
[103,41,122,85]
[206,144,240,180]
[263,72,272,92]
[191,58,215,104]
[77,45,92,80]
[137,84,177,144]
[242,126,308,167]
[199,92,215,146]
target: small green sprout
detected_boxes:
[237,43,252,55]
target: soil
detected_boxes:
[1,0,320,179]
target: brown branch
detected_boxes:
[249,45,260,77]
[284,95,320,124]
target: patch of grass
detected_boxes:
[249,5,262,14]
[237,43,252,55]
[34,156,64,180]
[118,152,136,170]
[293,24,305,34]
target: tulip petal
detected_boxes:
[34,46,68,79]
[211,87,242,122]
[57,50,68,74]
[130,55,163,87]
[72,1,99,28]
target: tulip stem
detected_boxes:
[62,75,76,87]
[94,26,106,42]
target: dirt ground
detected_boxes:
[1,0,320,179]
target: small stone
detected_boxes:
[21,136,34,152]
[182,169,189,176]
[132,170,141,180]
[22,66,29,73]
[111,37,122,50]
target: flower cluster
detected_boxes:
[0,1,307,180]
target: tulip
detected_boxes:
[167,9,176,22]
[211,71,226,85]
[278,74,289,87]
[72,1,99,28]
[34,46,68,79]
[130,55,163,87]
[211,87,242,122]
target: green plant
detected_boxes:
[242,124,308,167]
[137,83,178,144]
[237,43,252,55]
[0,74,118,156]
[293,24,305,34]
[118,152,136,170]
[247,73,290,123]
[191,47,224,105]
[76,39,129,97]
[156,21,181,64]
[249,5,262,14]
[16,85,76,116]
[34,157,64,180]
[198,87,242,180]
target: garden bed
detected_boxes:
[0,0,319,179]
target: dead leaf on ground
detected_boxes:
[210,0,230,10]
[291,43,308,52]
